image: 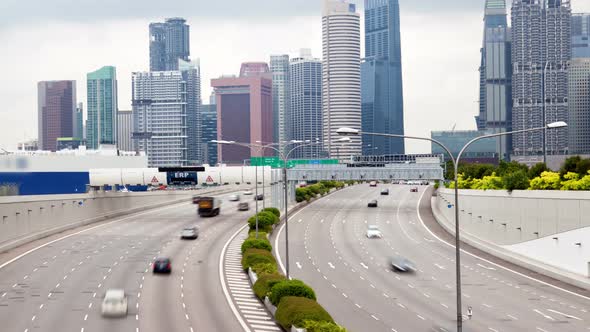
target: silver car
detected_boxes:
[101,289,128,318]
[180,227,199,240]
[366,225,383,238]
[391,256,416,273]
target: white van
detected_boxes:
[101,289,128,318]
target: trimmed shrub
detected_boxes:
[300,320,347,332]
[275,296,334,330]
[242,248,276,270]
[241,238,272,253]
[251,262,278,276]
[269,279,316,306]
[262,207,280,218]
[248,213,275,232]
[502,170,529,192]
[253,273,287,299]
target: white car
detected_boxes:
[101,289,128,318]
[366,225,383,238]
[180,227,199,240]
[243,189,254,195]
[228,194,240,201]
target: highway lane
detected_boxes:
[276,184,590,332]
[0,189,259,332]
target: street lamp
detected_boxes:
[337,121,567,332]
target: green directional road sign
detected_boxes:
[251,157,339,168]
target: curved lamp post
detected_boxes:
[337,121,566,332]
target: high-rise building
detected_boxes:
[149,17,190,71]
[322,0,362,158]
[240,62,271,78]
[270,55,290,149]
[361,0,405,156]
[37,80,76,151]
[75,102,84,140]
[117,110,133,152]
[132,71,188,167]
[476,0,512,160]
[17,139,38,151]
[179,59,203,165]
[200,104,218,166]
[289,49,323,159]
[572,13,590,58]
[511,0,571,159]
[568,58,590,154]
[211,63,273,164]
[87,66,118,150]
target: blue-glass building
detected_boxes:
[361,0,405,156]
[572,14,590,58]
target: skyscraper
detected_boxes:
[75,102,84,140]
[476,0,512,160]
[568,58,590,154]
[117,110,133,152]
[322,0,362,158]
[211,63,273,164]
[87,66,118,150]
[511,0,571,159]
[200,104,218,166]
[289,49,323,159]
[179,59,202,165]
[149,18,190,71]
[37,80,76,151]
[132,71,188,167]
[361,0,405,156]
[270,55,290,149]
[572,13,590,58]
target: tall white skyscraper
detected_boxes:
[270,55,290,148]
[132,71,188,167]
[322,0,362,158]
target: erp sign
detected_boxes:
[175,171,190,178]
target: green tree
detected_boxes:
[528,162,549,179]
[560,156,582,178]
[502,170,529,191]
[529,171,561,190]
[575,158,590,177]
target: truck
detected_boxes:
[194,196,221,217]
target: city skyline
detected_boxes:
[2,1,590,154]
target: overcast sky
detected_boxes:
[1,0,589,153]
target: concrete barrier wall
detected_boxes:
[0,187,237,252]
[433,188,590,285]
[436,188,590,245]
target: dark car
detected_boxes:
[410,187,418,193]
[368,200,378,208]
[153,258,172,274]
[380,189,389,195]
[391,256,416,273]
[238,202,250,211]
[254,194,264,201]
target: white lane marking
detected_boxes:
[0,199,191,271]
[360,262,369,269]
[482,303,492,308]
[434,263,446,270]
[477,263,496,271]
[488,328,499,332]
[415,189,590,302]
[533,309,555,321]
[371,314,379,320]
[220,223,252,332]
[546,309,583,321]
[441,303,449,309]
[417,314,426,320]
[328,262,335,269]
[296,262,302,269]
[507,314,518,320]
[536,328,549,332]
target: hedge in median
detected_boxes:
[262,207,280,218]
[241,248,277,270]
[241,237,272,253]
[253,273,287,299]
[269,279,316,306]
[275,296,334,330]
[247,212,276,232]
[300,320,347,332]
[251,262,278,276]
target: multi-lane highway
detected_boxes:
[0,191,261,332]
[275,184,590,332]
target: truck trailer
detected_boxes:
[194,196,221,217]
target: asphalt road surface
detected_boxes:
[0,190,264,332]
[275,184,590,332]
